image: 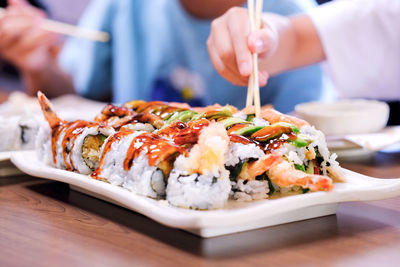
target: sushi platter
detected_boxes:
[5,92,400,237]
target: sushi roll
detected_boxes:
[0,115,42,152]
[36,92,114,173]
[91,130,143,185]
[225,139,270,201]
[166,123,232,210]
[35,93,345,211]
[0,116,21,152]
[221,111,342,198]
[35,122,54,166]
[69,125,115,174]
[92,130,185,198]
[17,115,42,150]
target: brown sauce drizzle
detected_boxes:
[60,120,93,170]
[104,112,165,130]
[157,121,187,139]
[95,101,192,130]
[264,133,297,154]
[95,104,134,122]
[123,132,186,171]
[229,134,258,146]
[91,129,135,179]
[251,124,293,141]
[166,119,210,146]
[141,103,169,114]
[131,113,165,129]
[158,106,183,119]
[229,132,299,154]
[136,101,166,113]
[51,124,68,165]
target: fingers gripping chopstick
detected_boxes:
[246,0,263,117]
[0,7,110,43]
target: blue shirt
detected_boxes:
[60,0,325,113]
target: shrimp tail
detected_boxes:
[37,91,65,129]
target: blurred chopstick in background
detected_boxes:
[0,7,110,43]
[246,0,263,117]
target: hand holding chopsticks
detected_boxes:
[0,7,109,43]
[246,0,263,117]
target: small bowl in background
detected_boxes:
[294,99,389,136]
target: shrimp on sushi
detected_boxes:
[37,92,114,173]
[239,152,334,192]
[242,105,309,128]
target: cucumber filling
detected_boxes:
[82,134,107,170]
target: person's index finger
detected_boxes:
[227,11,252,77]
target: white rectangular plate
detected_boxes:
[11,151,400,238]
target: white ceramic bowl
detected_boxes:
[294,99,389,136]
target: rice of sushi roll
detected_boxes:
[0,116,21,152]
[124,152,166,198]
[18,115,42,150]
[166,123,231,209]
[35,123,54,166]
[0,115,42,152]
[92,130,142,186]
[275,125,344,183]
[70,125,115,174]
[93,130,184,198]
[225,142,270,201]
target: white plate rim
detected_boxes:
[10,151,400,233]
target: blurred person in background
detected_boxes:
[207,0,400,124]
[0,0,327,113]
[0,0,47,89]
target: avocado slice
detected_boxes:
[205,107,233,120]
[177,110,198,122]
[220,117,250,129]
[306,161,315,174]
[251,122,299,142]
[291,133,313,148]
[246,114,255,122]
[233,125,264,136]
[164,111,181,124]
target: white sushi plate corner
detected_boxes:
[11,151,400,238]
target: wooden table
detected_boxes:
[1,152,400,266]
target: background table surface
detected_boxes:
[1,92,400,266]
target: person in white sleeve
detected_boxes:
[207,0,400,124]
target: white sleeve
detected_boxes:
[308,0,400,100]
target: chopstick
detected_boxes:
[246,0,263,117]
[246,0,255,109]
[0,7,110,43]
